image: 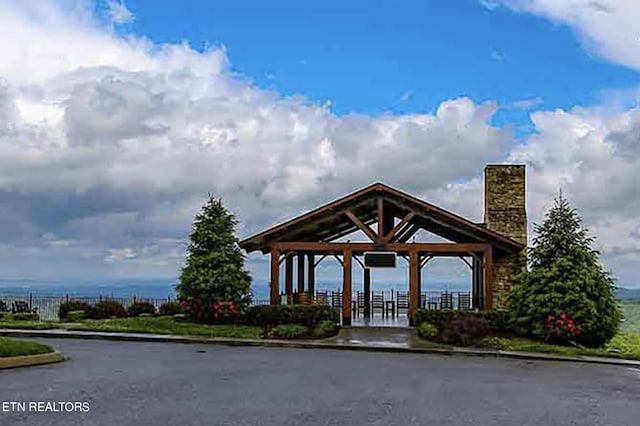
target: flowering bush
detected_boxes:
[180,296,239,324]
[544,311,582,344]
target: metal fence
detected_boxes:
[0,294,271,322]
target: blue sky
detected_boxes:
[113,0,640,136]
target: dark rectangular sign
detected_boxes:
[364,252,397,268]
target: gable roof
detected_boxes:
[239,182,525,253]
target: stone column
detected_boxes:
[484,165,527,308]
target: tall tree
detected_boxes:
[508,193,621,347]
[177,195,252,323]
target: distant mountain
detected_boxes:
[616,287,640,300]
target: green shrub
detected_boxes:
[87,300,126,319]
[13,312,39,321]
[127,301,156,317]
[440,317,489,346]
[311,320,339,338]
[413,309,512,334]
[59,300,91,320]
[159,301,183,316]
[66,310,85,322]
[264,324,308,339]
[508,194,621,347]
[418,322,439,339]
[246,305,339,327]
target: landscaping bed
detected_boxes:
[0,303,342,341]
[0,337,55,357]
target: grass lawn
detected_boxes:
[621,301,640,334]
[66,316,262,338]
[0,316,261,339]
[0,337,54,357]
[479,333,640,361]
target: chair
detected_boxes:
[420,292,428,309]
[396,292,409,314]
[331,291,343,308]
[0,300,9,312]
[371,291,384,316]
[297,292,310,305]
[457,292,471,310]
[356,292,366,316]
[315,291,329,306]
[12,300,36,314]
[441,292,454,310]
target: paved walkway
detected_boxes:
[327,327,414,348]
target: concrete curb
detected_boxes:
[0,350,65,369]
[1,328,639,368]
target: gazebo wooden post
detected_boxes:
[363,267,371,318]
[409,250,420,325]
[471,255,480,309]
[342,247,352,326]
[270,247,280,305]
[417,254,422,308]
[285,254,293,300]
[297,252,305,294]
[484,247,494,310]
[307,253,315,299]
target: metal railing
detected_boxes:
[0,294,270,322]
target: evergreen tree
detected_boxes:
[176,195,252,323]
[508,193,621,347]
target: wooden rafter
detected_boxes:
[377,197,385,238]
[345,210,380,243]
[383,211,416,243]
[396,223,420,243]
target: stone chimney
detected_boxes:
[483,164,527,308]
[484,164,527,245]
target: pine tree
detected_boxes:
[176,195,252,323]
[508,193,621,347]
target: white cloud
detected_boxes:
[510,97,544,109]
[106,0,134,25]
[483,0,640,71]
[0,1,639,288]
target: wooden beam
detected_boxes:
[383,211,416,243]
[484,247,494,310]
[396,223,420,243]
[420,255,433,268]
[273,242,490,253]
[270,247,280,305]
[314,254,328,267]
[297,253,305,293]
[285,254,293,295]
[409,251,420,324]
[458,256,473,270]
[307,253,315,296]
[342,248,352,325]
[377,197,385,238]
[345,210,380,243]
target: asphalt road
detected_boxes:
[1,338,640,426]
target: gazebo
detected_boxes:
[240,165,527,325]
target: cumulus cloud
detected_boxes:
[106,0,134,25]
[482,0,640,71]
[0,1,639,287]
